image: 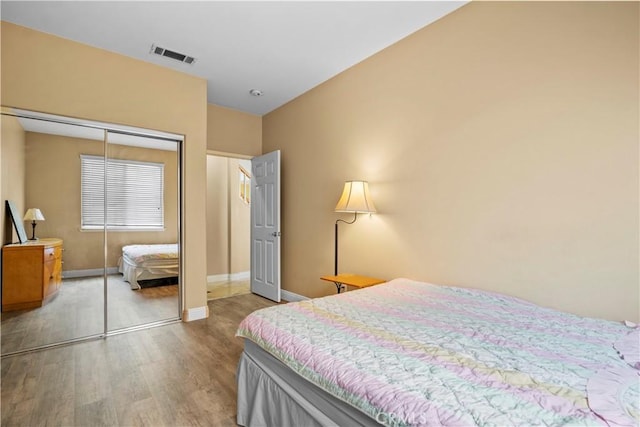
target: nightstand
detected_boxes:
[320,273,385,294]
[2,238,64,311]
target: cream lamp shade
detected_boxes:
[23,208,45,240]
[23,208,45,222]
[334,181,376,213]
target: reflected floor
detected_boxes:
[207,279,250,300]
[1,274,178,354]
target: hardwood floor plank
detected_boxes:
[1,293,277,426]
[114,396,166,427]
[5,353,77,426]
[109,366,153,406]
[2,397,37,427]
[74,341,112,407]
[1,275,178,354]
[74,398,119,427]
[1,351,46,409]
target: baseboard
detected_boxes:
[281,289,309,302]
[207,271,250,283]
[230,271,250,280]
[182,305,209,322]
[63,267,119,279]
[207,274,229,283]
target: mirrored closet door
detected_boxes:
[1,108,182,356]
[105,130,181,332]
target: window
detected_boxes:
[239,166,251,204]
[81,155,164,230]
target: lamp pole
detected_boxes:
[334,212,358,276]
[30,220,37,240]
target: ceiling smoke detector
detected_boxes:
[249,89,263,97]
[150,44,196,65]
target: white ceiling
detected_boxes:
[1,1,466,116]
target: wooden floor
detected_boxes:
[1,275,179,354]
[207,279,250,301]
[1,293,275,426]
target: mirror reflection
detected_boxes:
[1,109,181,355]
[106,130,180,331]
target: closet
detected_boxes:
[1,108,183,356]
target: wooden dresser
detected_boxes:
[2,238,63,312]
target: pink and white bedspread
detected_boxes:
[237,278,639,426]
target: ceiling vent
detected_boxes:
[150,44,196,65]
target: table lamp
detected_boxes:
[23,208,45,241]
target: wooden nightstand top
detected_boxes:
[320,273,386,289]
[3,238,63,249]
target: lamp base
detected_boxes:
[30,221,38,241]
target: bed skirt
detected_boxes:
[118,255,178,290]
[237,340,378,427]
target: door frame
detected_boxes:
[205,151,254,295]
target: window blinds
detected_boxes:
[81,155,164,229]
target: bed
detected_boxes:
[117,243,179,290]
[236,278,639,427]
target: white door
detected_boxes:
[250,150,281,302]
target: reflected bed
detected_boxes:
[118,243,179,290]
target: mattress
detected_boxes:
[237,278,640,427]
[118,243,179,290]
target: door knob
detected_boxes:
[271,231,281,237]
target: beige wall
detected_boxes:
[1,115,26,245]
[1,22,208,312]
[25,132,178,271]
[207,104,262,156]
[230,158,251,274]
[206,155,250,276]
[263,2,639,322]
[207,155,229,276]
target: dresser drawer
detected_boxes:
[44,245,62,260]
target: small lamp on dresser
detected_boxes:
[23,208,45,241]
